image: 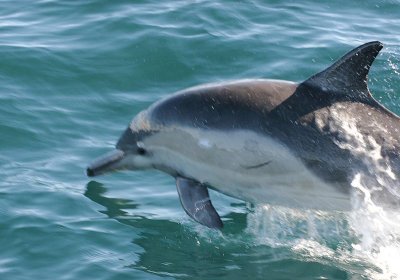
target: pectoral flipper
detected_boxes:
[176,177,223,229]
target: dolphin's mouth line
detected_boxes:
[241,160,272,170]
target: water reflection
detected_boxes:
[85,181,139,218]
[84,181,349,279]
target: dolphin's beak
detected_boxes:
[86,149,125,177]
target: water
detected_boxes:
[1,1,400,279]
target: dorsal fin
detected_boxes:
[269,42,384,121]
[303,41,383,102]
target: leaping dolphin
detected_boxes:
[87,41,400,229]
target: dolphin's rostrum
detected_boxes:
[87,41,400,229]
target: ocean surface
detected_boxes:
[1,1,400,279]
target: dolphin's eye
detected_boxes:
[137,147,146,155]
[136,141,147,155]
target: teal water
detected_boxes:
[1,1,400,279]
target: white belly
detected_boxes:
[145,128,351,211]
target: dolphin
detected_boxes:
[87,41,400,229]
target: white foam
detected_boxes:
[350,174,400,280]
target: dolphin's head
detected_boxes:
[86,111,155,177]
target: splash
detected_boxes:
[246,197,400,279]
[350,174,400,280]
